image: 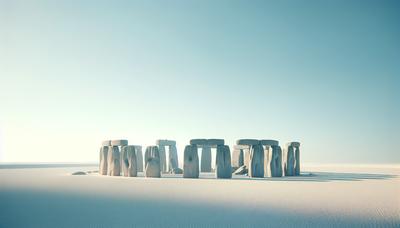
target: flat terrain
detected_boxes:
[0,164,399,227]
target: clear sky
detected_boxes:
[1,0,399,163]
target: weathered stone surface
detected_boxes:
[260,139,279,146]
[200,145,212,172]
[168,145,179,171]
[244,147,251,167]
[233,165,248,175]
[232,148,244,168]
[121,146,138,177]
[145,158,161,178]
[183,145,199,178]
[144,146,161,178]
[107,146,121,176]
[265,145,283,177]
[190,139,207,145]
[134,145,143,172]
[156,139,176,146]
[102,140,111,146]
[99,146,108,175]
[158,145,167,172]
[170,167,183,174]
[284,145,295,176]
[215,145,232,179]
[234,145,250,150]
[294,146,300,176]
[111,139,128,146]
[236,139,260,146]
[249,144,264,178]
[287,142,300,147]
[207,139,225,146]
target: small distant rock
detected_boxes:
[71,171,87,175]
[233,165,248,175]
[170,167,183,174]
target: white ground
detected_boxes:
[0,164,399,228]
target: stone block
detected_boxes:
[121,146,138,177]
[248,144,264,178]
[215,145,232,179]
[183,145,199,178]
[107,146,121,176]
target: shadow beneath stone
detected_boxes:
[161,171,397,182]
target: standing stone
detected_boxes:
[294,146,300,176]
[232,146,244,168]
[99,146,108,175]
[158,145,167,173]
[144,146,161,178]
[215,145,232,179]
[168,145,179,171]
[267,145,283,177]
[249,144,264,178]
[121,146,138,177]
[200,145,212,172]
[183,145,199,178]
[243,147,251,168]
[135,146,143,172]
[107,146,121,176]
[284,145,295,176]
[264,146,271,177]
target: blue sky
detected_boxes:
[0,0,399,163]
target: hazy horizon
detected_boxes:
[1,0,399,163]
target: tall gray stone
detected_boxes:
[183,145,199,178]
[265,145,283,177]
[168,145,179,171]
[144,146,161,178]
[215,145,232,179]
[264,146,271,177]
[134,146,143,172]
[158,145,167,173]
[200,145,212,172]
[243,147,251,168]
[99,146,108,175]
[107,146,121,176]
[284,145,295,176]
[232,146,244,168]
[121,146,138,177]
[249,144,264,178]
[294,146,300,176]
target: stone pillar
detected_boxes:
[284,145,295,176]
[99,146,109,175]
[294,145,300,176]
[215,145,232,179]
[134,146,143,172]
[269,145,283,177]
[200,145,212,172]
[183,145,199,178]
[249,144,264,178]
[168,145,179,171]
[232,145,244,169]
[144,146,161,178]
[244,147,250,168]
[158,145,167,173]
[263,145,271,177]
[121,145,138,177]
[107,146,121,176]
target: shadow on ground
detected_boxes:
[0,188,397,228]
[160,172,397,182]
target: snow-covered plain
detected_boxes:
[0,164,399,227]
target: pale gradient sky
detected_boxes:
[1,0,399,163]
